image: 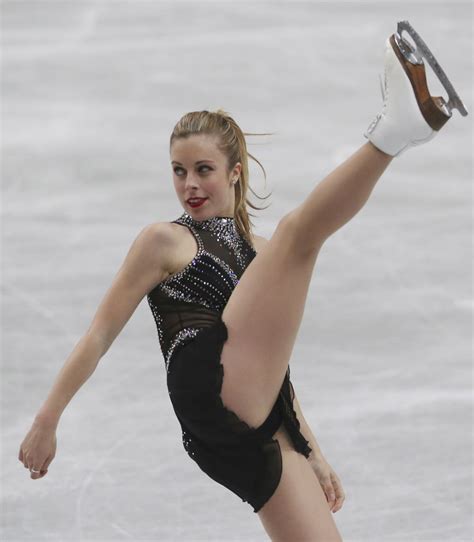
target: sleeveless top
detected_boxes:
[146,211,313,458]
[146,211,257,372]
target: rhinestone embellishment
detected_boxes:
[147,212,257,371]
[165,327,202,372]
[176,212,252,270]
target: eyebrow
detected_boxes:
[171,160,215,165]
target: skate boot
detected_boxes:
[364,20,468,157]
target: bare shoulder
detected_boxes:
[251,233,269,253]
[152,220,201,279]
[142,220,177,246]
[137,221,176,254]
[130,221,178,283]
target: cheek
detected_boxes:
[208,178,226,196]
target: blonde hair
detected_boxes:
[169,109,272,246]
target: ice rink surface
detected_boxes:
[2,1,472,541]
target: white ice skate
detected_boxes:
[364,20,468,157]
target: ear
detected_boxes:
[232,162,242,178]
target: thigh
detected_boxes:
[258,425,343,542]
[220,215,322,428]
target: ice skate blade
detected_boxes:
[390,34,450,131]
[394,20,468,119]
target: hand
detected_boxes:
[309,454,345,513]
[18,418,57,480]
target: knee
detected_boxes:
[277,210,301,238]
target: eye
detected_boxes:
[173,165,212,175]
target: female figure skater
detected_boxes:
[18,22,467,541]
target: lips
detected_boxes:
[187,197,208,208]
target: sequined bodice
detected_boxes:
[147,212,257,371]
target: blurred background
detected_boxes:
[1,1,472,541]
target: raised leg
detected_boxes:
[289,141,394,253]
[220,141,393,427]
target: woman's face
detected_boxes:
[170,133,241,220]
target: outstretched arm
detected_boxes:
[33,223,174,430]
[19,223,175,480]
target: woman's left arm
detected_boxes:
[292,392,324,461]
[293,390,346,513]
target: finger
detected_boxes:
[30,467,42,479]
[331,478,345,512]
[323,480,336,509]
[29,460,47,479]
[326,474,342,511]
[38,456,52,477]
[330,472,343,493]
[24,455,31,469]
[43,454,54,470]
[332,494,344,512]
[333,496,345,513]
[30,467,48,480]
[19,448,29,467]
[35,467,48,478]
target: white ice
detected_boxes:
[2,1,472,541]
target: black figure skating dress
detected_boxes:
[147,212,312,513]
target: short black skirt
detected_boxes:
[166,313,312,513]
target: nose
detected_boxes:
[184,173,200,190]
